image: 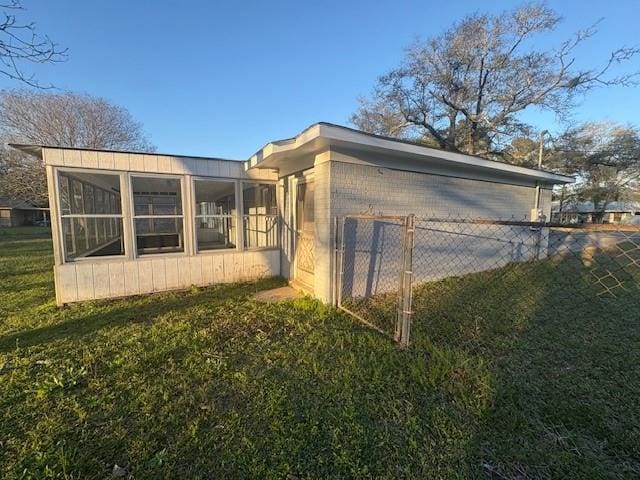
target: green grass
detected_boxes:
[1,227,639,479]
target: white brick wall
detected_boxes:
[328,161,551,220]
[313,160,553,303]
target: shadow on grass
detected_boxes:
[407,252,640,477]
[0,277,286,353]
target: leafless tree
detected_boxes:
[351,3,639,157]
[0,146,46,204]
[0,90,154,150]
[0,90,155,205]
[0,0,66,88]
[553,122,640,221]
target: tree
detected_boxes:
[351,3,639,157]
[0,1,66,88]
[0,146,46,204]
[554,122,640,222]
[0,90,155,205]
[0,90,154,150]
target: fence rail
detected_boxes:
[337,214,640,347]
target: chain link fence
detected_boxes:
[337,214,640,347]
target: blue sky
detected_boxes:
[3,0,639,158]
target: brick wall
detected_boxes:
[314,160,553,303]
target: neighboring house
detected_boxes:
[0,197,50,227]
[551,200,640,224]
[11,122,572,306]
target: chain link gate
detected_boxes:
[337,214,415,347]
[337,213,640,348]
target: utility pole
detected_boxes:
[533,130,549,221]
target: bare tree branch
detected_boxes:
[0,0,67,88]
[351,3,639,157]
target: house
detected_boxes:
[551,200,640,224]
[0,197,50,227]
[11,123,573,306]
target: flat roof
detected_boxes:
[246,122,574,185]
[7,143,242,163]
[8,122,575,185]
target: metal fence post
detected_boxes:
[397,214,415,348]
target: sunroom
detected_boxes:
[11,144,280,305]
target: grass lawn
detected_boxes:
[1,227,639,479]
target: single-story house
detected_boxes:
[0,197,50,227]
[551,200,640,224]
[11,123,573,306]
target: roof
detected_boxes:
[552,200,640,213]
[8,122,575,185]
[0,197,41,210]
[7,143,241,163]
[246,122,574,185]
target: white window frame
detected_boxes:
[192,177,240,254]
[241,180,279,251]
[130,173,187,258]
[56,168,126,263]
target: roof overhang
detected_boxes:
[8,143,44,159]
[246,123,575,185]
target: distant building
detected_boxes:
[0,197,50,227]
[551,200,640,224]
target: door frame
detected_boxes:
[291,171,315,292]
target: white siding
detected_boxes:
[54,250,280,303]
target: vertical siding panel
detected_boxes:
[157,155,171,173]
[64,150,82,167]
[207,161,220,177]
[81,150,99,168]
[196,159,208,176]
[165,257,179,289]
[113,152,130,171]
[270,250,281,277]
[234,253,244,281]
[224,253,243,283]
[212,254,224,283]
[201,254,214,285]
[93,263,110,298]
[98,151,115,170]
[137,260,154,294]
[171,157,185,174]
[124,261,139,296]
[219,161,231,177]
[223,255,235,283]
[75,263,95,300]
[57,265,78,303]
[183,159,197,175]
[44,147,64,165]
[177,257,191,287]
[152,259,167,292]
[242,252,255,280]
[109,262,125,298]
[189,256,203,285]
[129,153,144,172]
[143,154,159,172]
[229,162,243,178]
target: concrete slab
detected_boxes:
[253,285,301,302]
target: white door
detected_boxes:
[294,179,314,292]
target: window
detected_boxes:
[194,180,236,251]
[58,172,124,260]
[242,183,277,249]
[132,176,184,255]
[0,209,10,218]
